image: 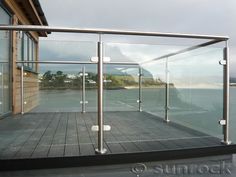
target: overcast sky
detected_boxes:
[39,0,236,77]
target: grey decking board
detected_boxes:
[47,113,63,157]
[134,141,156,152]
[197,137,222,146]
[15,113,54,158]
[80,144,95,156]
[97,114,126,153]
[172,138,199,149]
[203,136,223,144]
[76,113,95,155]
[104,113,139,152]
[85,113,112,154]
[106,142,126,153]
[0,111,226,159]
[64,113,80,156]
[48,113,67,157]
[48,145,65,157]
[78,113,95,149]
[31,145,51,158]
[64,144,80,157]
[0,113,45,159]
[146,140,168,150]
[87,113,113,153]
[74,112,81,154]
[141,111,209,137]
[120,142,142,152]
[32,113,61,158]
[44,113,63,157]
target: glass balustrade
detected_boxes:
[0,26,232,162]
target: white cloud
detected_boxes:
[39,0,236,76]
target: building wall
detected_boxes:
[4,0,40,114]
[14,70,39,113]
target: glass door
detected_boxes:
[0,6,11,115]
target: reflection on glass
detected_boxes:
[104,65,139,111]
[104,42,186,63]
[168,47,223,137]
[142,60,166,117]
[39,40,96,61]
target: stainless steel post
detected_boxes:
[222,41,231,145]
[82,66,86,113]
[21,65,24,114]
[138,67,142,112]
[95,35,107,154]
[165,58,170,122]
[1,64,3,114]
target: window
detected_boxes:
[17,31,37,72]
[17,31,23,62]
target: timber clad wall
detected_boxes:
[15,70,39,113]
[3,0,48,114]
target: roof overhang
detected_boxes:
[9,0,49,37]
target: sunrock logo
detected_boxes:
[131,161,231,176]
[131,163,147,177]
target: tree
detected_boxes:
[41,70,53,87]
[53,71,67,87]
[72,74,82,89]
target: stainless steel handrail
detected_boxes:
[141,39,222,64]
[16,60,140,65]
[0,25,229,40]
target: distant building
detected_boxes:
[0,0,49,116]
[230,83,236,86]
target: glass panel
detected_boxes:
[168,47,223,138]
[142,60,166,117]
[0,65,3,114]
[17,31,23,62]
[29,39,97,112]
[230,87,236,143]
[84,64,97,112]
[2,63,10,114]
[39,39,96,62]
[104,41,187,63]
[103,40,224,153]
[23,33,28,68]
[103,64,139,111]
[31,41,37,72]
[28,64,81,112]
[28,37,33,69]
[0,6,10,115]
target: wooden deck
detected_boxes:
[0,111,225,159]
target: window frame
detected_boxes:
[18,32,37,72]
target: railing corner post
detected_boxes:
[95,34,107,154]
[138,66,143,112]
[165,58,170,123]
[81,66,86,114]
[221,40,231,145]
